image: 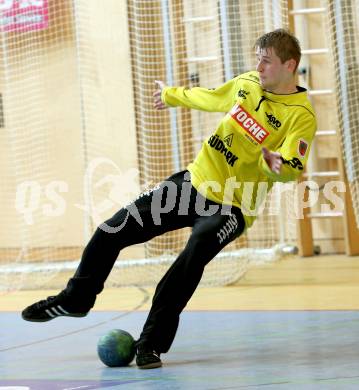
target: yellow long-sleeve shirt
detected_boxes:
[161,71,317,228]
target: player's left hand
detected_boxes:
[262,147,282,174]
[153,80,168,110]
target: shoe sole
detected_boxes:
[137,361,162,369]
[22,313,88,322]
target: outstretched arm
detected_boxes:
[153,77,239,113]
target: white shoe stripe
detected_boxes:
[51,307,63,316]
[45,309,55,318]
[57,305,70,315]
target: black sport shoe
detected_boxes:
[136,343,162,369]
[22,290,94,322]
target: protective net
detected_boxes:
[0,1,83,291]
[327,0,359,228]
[0,0,297,291]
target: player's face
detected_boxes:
[255,47,292,93]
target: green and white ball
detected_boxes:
[97,329,136,367]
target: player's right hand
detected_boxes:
[153,80,168,110]
[261,147,282,174]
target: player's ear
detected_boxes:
[285,58,297,73]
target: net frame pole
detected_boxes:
[327,0,359,253]
[331,0,354,180]
[161,0,181,172]
[219,0,232,81]
[170,0,194,168]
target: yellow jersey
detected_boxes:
[161,71,317,228]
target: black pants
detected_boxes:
[68,170,245,353]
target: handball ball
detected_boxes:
[97,329,136,367]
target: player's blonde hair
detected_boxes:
[255,29,301,72]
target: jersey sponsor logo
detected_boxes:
[298,139,308,158]
[281,156,303,170]
[208,134,239,167]
[223,133,233,147]
[265,112,281,129]
[238,89,250,99]
[229,104,269,144]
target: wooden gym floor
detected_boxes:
[1,255,359,389]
